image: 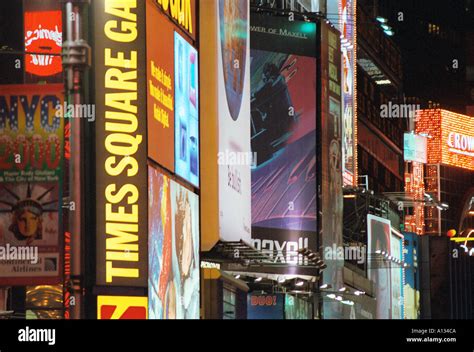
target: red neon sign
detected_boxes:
[24,11,63,77]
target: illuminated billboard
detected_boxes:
[93,0,148,287]
[416,109,474,171]
[249,13,318,268]
[320,21,344,319]
[24,11,62,78]
[146,1,176,172]
[404,133,427,164]
[250,14,317,236]
[403,232,420,319]
[148,166,200,319]
[328,0,357,186]
[151,0,196,40]
[367,214,405,319]
[0,84,63,285]
[390,229,404,319]
[174,33,199,187]
[200,0,252,250]
[98,296,148,319]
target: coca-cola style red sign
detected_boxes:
[24,11,62,77]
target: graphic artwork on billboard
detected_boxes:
[250,14,317,239]
[24,11,62,78]
[219,0,247,121]
[0,84,63,285]
[174,33,199,187]
[148,166,199,319]
[217,0,251,244]
[367,214,404,319]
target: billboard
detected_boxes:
[390,229,404,319]
[97,296,148,319]
[247,293,284,319]
[151,0,196,40]
[146,1,176,172]
[403,232,420,319]
[416,109,474,171]
[320,21,344,318]
[0,84,63,285]
[148,166,200,319]
[174,33,199,187]
[404,133,427,164]
[200,0,252,250]
[24,10,63,78]
[367,214,405,319]
[249,13,317,257]
[93,0,148,287]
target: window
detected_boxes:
[223,283,236,319]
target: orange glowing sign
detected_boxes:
[24,11,63,77]
[415,109,474,171]
[97,296,148,319]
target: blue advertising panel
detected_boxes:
[403,232,420,319]
[175,32,199,187]
[247,293,284,320]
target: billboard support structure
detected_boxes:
[62,0,91,319]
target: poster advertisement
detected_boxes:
[320,22,344,319]
[250,13,317,256]
[403,232,420,319]
[0,84,63,285]
[24,10,63,80]
[148,166,200,319]
[367,214,392,319]
[390,230,404,319]
[146,0,175,172]
[175,33,199,187]
[217,0,251,244]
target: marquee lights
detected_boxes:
[415,109,474,171]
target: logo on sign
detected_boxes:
[24,11,62,77]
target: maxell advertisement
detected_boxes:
[0,84,63,285]
[250,13,317,261]
[320,21,344,318]
[93,0,148,287]
[148,166,200,319]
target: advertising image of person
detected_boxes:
[148,169,173,319]
[174,33,199,187]
[171,182,200,319]
[0,183,58,246]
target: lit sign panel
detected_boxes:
[416,109,474,171]
[153,0,196,39]
[98,296,148,319]
[404,133,427,164]
[24,11,62,77]
[93,0,148,287]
